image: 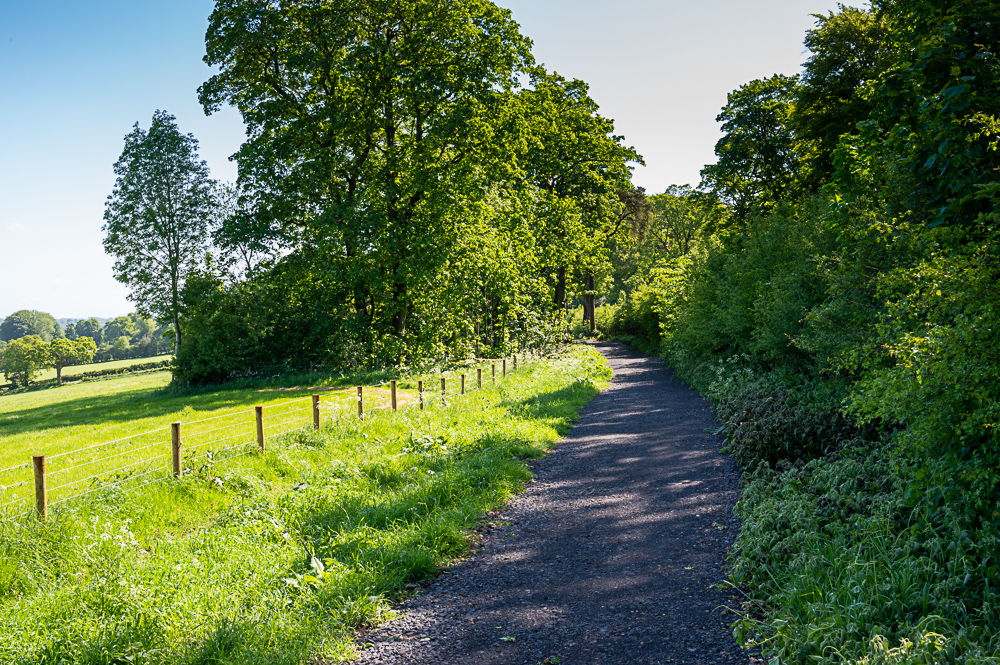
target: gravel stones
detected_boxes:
[352,342,745,665]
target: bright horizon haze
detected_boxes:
[0,0,843,319]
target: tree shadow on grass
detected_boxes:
[0,371,385,442]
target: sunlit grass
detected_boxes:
[30,354,174,383]
[0,357,526,512]
[0,344,610,664]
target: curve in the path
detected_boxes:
[354,342,746,665]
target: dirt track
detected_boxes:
[353,342,746,665]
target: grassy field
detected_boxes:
[0,356,525,513]
[31,354,174,383]
[0,344,609,664]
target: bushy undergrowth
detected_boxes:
[665,349,863,471]
[0,345,611,664]
[635,2,1000,661]
[673,352,1000,663]
[733,441,1000,663]
[707,359,864,470]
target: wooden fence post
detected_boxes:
[477,368,482,389]
[171,422,183,477]
[32,455,46,520]
[418,381,424,410]
[440,376,447,406]
[461,374,465,395]
[255,406,264,452]
[312,395,320,431]
[513,355,517,371]
[357,386,364,419]
[502,358,506,377]
[391,380,398,411]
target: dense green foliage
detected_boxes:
[0,311,62,343]
[0,313,170,368]
[1,336,97,388]
[0,336,53,388]
[601,0,1000,661]
[103,110,215,354]
[168,0,640,383]
[0,311,168,388]
[0,345,609,664]
[48,338,97,386]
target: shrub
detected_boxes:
[698,357,864,470]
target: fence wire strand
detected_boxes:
[47,453,170,494]
[175,407,256,427]
[46,425,169,461]
[3,350,540,514]
[0,461,31,476]
[50,466,169,506]
[183,419,257,440]
[47,437,168,477]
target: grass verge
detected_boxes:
[0,344,611,664]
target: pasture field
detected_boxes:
[0,344,609,664]
[32,354,174,383]
[0,358,509,513]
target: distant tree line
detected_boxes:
[0,335,97,387]
[101,1,646,385]
[0,310,172,386]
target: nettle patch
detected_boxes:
[732,440,1000,663]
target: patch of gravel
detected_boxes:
[351,342,745,665]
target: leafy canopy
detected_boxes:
[103,110,216,351]
[200,0,533,337]
[1,335,52,387]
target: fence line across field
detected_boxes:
[3,350,547,521]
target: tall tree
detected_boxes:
[74,318,103,346]
[103,316,138,344]
[103,110,215,353]
[200,0,532,341]
[517,68,642,328]
[701,74,801,221]
[1,335,52,387]
[0,310,62,342]
[211,182,283,279]
[792,5,894,186]
[50,337,97,385]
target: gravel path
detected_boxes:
[353,342,745,665]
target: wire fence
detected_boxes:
[1,350,550,521]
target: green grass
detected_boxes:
[32,354,174,383]
[0,357,527,511]
[0,344,610,664]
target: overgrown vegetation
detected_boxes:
[603,1,1000,661]
[0,344,610,663]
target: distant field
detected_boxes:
[32,353,173,382]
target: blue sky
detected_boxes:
[0,0,841,319]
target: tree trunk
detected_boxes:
[173,314,181,355]
[554,266,567,309]
[391,282,408,335]
[587,272,596,334]
[56,365,62,386]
